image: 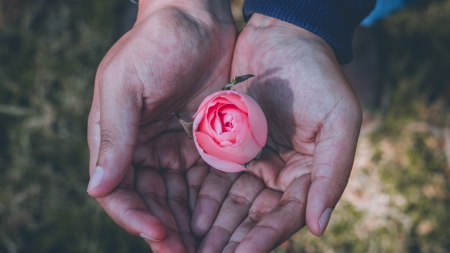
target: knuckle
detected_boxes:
[279,196,306,210]
[211,225,232,236]
[275,201,300,221]
[99,127,136,153]
[99,129,119,151]
[248,210,268,222]
[228,193,252,209]
[197,194,221,206]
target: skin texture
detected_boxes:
[192,14,362,253]
[87,2,362,252]
[87,0,236,252]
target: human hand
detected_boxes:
[192,14,362,253]
[87,1,235,252]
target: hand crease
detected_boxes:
[313,174,349,191]
[139,191,166,204]
[197,194,221,206]
[254,224,281,238]
[116,182,134,191]
[162,168,184,175]
[167,195,189,208]
[166,226,180,234]
[212,225,232,237]
[210,171,235,186]
[280,196,306,209]
[227,193,252,209]
[121,207,148,220]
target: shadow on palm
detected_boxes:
[244,70,315,191]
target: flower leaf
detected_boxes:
[220,74,255,90]
[173,113,193,139]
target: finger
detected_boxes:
[135,167,188,253]
[306,105,361,236]
[96,166,166,242]
[235,175,311,253]
[186,162,210,212]
[221,188,282,253]
[87,81,101,173]
[144,229,189,253]
[221,241,239,253]
[87,67,143,197]
[162,168,197,253]
[191,169,241,237]
[198,173,265,253]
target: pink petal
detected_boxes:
[209,103,227,143]
[193,92,219,119]
[195,131,261,165]
[239,93,268,147]
[194,91,248,119]
[218,131,238,143]
[210,111,222,134]
[222,114,233,123]
[200,152,247,173]
[218,105,242,121]
[210,97,233,106]
[193,132,246,173]
[193,90,267,162]
[234,110,248,143]
[198,103,222,142]
[217,91,248,113]
[219,107,242,132]
[199,113,214,137]
[219,140,233,147]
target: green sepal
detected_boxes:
[173,113,193,139]
[220,74,255,90]
[243,149,263,168]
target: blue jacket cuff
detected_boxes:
[243,0,376,64]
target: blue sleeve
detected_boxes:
[243,0,376,64]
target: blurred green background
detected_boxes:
[0,0,449,252]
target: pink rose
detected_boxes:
[193,90,268,172]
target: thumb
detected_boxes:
[306,103,362,236]
[87,69,143,198]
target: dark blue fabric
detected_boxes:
[243,0,376,64]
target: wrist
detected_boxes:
[246,14,335,59]
[247,13,316,37]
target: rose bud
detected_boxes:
[192,90,268,172]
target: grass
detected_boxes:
[0,0,449,252]
[0,1,148,252]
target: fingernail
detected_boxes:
[87,166,104,192]
[319,208,333,235]
[140,233,158,242]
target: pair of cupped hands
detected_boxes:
[87,0,362,252]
